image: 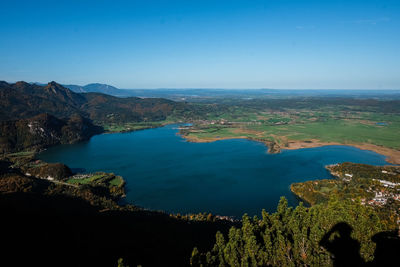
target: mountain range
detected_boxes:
[0,81,185,153]
[63,83,136,97]
[1,81,180,123]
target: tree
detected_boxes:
[191,197,384,266]
[117,258,129,267]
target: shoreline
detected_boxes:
[8,124,398,222]
[180,134,400,165]
[290,184,313,207]
[102,121,187,134]
[283,140,400,165]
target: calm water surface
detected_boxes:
[39,124,390,217]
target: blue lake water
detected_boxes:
[38,124,390,218]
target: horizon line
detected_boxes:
[2,80,400,91]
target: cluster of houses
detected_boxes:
[343,173,353,182]
[367,191,389,206]
[25,171,55,181]
[366,179,400,206]
[342,170,400,207]
[374,179,400,188]
[198,119,256,126]
[193,119,229,125]
[215,215,238,222]
[195,118,288,126]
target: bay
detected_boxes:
[39,124,390,218]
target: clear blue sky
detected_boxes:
[0,0,399,89]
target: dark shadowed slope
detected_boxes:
[0,159,232,267]
[0,81,85,120]
[0,113,103,153]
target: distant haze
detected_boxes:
[61,82,400,100]
[1,0,399,89]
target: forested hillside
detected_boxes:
[0,81,180,123]
[0,81,189,152]
[0,113,103,153]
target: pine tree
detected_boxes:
[117,258,129,267]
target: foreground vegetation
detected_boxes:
[191,197,399,266]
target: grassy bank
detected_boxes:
[180,109,400,162]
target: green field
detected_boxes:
[102,122,162,133]
[182,108,400,150]
[67,174,105,185]
[109,176,124,187]
[67,172,124,187]
[5,151,36,157]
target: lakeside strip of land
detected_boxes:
[180,133,400,165]
[70,121,400,164]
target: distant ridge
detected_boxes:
[31,82,400,101]
[64,83,134,97]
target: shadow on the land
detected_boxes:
[2,192,400,267]
[0,192,233,267]
[320,222,400,267]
